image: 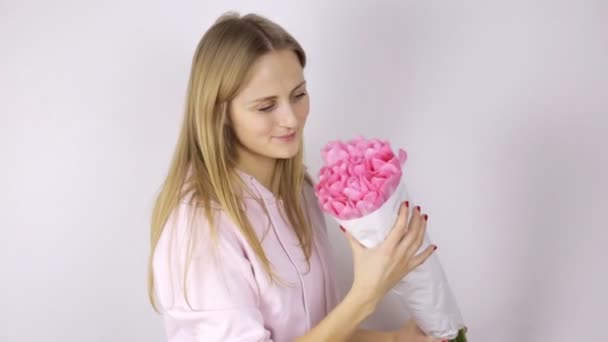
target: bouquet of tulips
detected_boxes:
[314,136,467,341]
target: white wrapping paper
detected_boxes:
[333,173,466,339]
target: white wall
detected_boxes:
[1,1,607,341]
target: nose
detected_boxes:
[276,103,298,128]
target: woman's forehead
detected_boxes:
[238,51,305,102]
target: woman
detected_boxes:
[148,11,441,342]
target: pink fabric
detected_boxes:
[152,169,340,341]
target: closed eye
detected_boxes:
[259,104,275,112]
[258,93,307,112]
[295,92,307,98]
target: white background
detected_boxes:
[1,1,607,341]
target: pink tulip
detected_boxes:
[315,136,408,220]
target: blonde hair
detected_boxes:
[148,12,314,312]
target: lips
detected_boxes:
[276,132,296,139]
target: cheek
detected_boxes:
[297,98,310,122]
[237,114,275,140]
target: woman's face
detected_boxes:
[229,49,309,166]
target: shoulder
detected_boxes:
[156,199,246,265]
[152,201,264,314]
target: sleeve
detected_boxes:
[153,203,273,342]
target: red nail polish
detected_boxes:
[433,245,437,251]
[339,226,345,232]
[415,205,420,212]
[423,214,428,221]
[404,201,409,208]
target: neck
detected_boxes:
[235,151,277,191]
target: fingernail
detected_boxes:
[423,214,428,221]
[415,205,420,212]
[339,226,345,233]
[403,201,409,208]
[433,245,437,251]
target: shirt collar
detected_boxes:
[234,168,281,205]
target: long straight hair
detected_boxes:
[148,12,314,312]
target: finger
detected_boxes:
[396,212,429,265]
[401,222,429,264]
[408,212,428,256]
[396,206,424,256]
[384,201,409,248]
[408,244,436,270]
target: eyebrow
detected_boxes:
[248,80,307,104]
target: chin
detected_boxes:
[274,149,300,160]
[270,144,301,160]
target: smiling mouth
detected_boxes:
[275,132,296,139]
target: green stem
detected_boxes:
[449,328,468,342]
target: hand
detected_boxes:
[392,319,446,342]
[344,202,436,309]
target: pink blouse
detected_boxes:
[152,169,340,341]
